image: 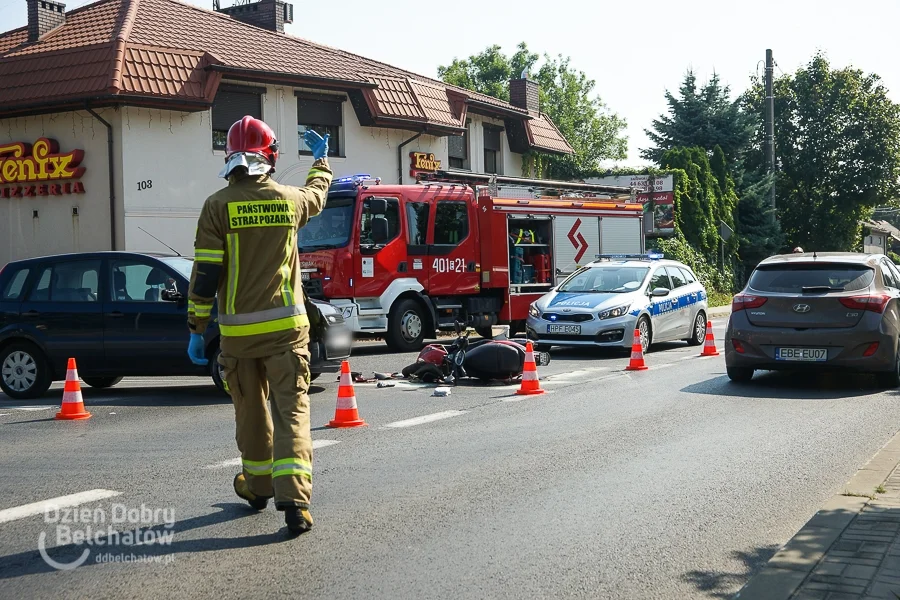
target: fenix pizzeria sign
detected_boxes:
[0,138,86,198]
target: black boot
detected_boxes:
[233,473,272,510]
[278,503,313,535]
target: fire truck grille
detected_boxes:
[541,313,594,323]
[302,278,325,300]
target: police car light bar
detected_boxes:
[594,252,664,261]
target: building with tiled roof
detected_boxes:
[0,0,573,263]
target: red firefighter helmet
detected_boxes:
[219,116,280,178]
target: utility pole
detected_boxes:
[765,49,776,220]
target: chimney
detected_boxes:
[216,0,293,33]
[509,77,540,112]
[26,0,66,42]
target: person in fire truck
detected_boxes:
[185,115,333,535]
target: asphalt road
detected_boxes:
[2,318,900,599]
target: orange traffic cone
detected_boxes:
[700,320,720,356]
[625,328,648,371]
[327,361,367,428]
[56,358,91,420]
[516,341,545,395]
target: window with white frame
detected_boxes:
[297,93,344,157]
[483,124,503,174]
[448,119,471,170]
[211,85,265,150]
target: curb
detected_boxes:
[733,427,900,599]
[708,305,732,319]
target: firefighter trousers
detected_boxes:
[217,348,313,508]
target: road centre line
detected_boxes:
[0,489,122,525]
[203,439,341,469]
[383,410,467,429]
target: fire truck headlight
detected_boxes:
[528,303,540,319]
[598,305,629,320]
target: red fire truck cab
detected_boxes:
[299,171,644,351]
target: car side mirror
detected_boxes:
[371,216,389,244]
[368,198,387,215]
[651,287,669,297]
[161,289,184,302]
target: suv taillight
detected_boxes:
[732,293,767,312]
[839,295,890,313]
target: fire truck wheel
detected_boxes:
[474,326,494,339]
[387,299,426,352]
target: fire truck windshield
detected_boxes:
[298,195,354,251]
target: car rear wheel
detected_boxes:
[686,312,706,346]
[82,377,123,389]
[727,367,754,383]
[876,350,900,388]
[210,347,228,396]
[0,342,52,400]
[386,299,426,352]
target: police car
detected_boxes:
[525,253,709,352]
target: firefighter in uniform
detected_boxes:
[186,116,332,535]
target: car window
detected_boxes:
[665,266,687,288]
[678,267,696,285]
[749,264,874,293]
[883,260,900,289]
[649,268,672,291]
[881,261,899,289]
[30,260,101,302]
[557,266,649,293]
[111,260,175,302]
[406,202,430,245]
[359,197,400,246]
[1,267,30,301]
[433,201,469,245]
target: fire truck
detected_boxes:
[298,171,645,351]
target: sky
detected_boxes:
[2,0,898,167]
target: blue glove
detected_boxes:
[187,333,208,366]
[304,130,330,160]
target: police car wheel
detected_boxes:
[686,312,707,346]
[637,316,651,353]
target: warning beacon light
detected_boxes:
[329,174,381,193]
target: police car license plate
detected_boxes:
[547,324,581,335]
[775,348,827,362]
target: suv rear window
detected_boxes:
[1,268,29,300]
[749,264,875,293]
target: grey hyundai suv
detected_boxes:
[725,252,900,385]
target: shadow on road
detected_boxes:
[682,371,889,400]
[682,544,779,598]
[0,502,295,580]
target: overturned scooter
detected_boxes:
[402,322,551,384]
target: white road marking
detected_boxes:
[202,439,341,469]
[383,410,467,428]
[0,489,121,525]
[650,363,676,370]
[0,414,8,417]
[6,406,53,411]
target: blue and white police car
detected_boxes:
[525,253,709,352]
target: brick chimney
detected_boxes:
[26,0,66,42]
[509,77,540,112]
[217,0,293,33]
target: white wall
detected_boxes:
[0,108,120,267]
[2,80,529,263]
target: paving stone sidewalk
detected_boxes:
[735,432,900,600]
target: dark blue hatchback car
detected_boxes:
[0,251,352,399]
